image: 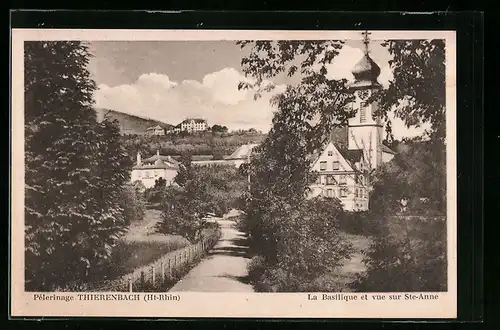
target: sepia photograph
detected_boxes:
[11,28,457,318]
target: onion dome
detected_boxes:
[350,54,382,90]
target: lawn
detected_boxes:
[95,209,190,281]
[316,232,372,292]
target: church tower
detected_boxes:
[347,31,384,171]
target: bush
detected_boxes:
[244,197,355,292]
[339,211,384,236]
[119,184,146,226]
[351,215,447,292]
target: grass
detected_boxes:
[112,209,190,275]
[312,232,372,292]
[76,209,190,287]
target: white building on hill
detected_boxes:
[180,118,208,132]
[144,125,166,136]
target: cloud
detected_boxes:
[94,68,280,132]
[95,47,424,138]
[321,44,394,88]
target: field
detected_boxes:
[98,209,190,281]
[121,131,266,160]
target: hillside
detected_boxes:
[94,108,172,135]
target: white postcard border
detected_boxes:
[10,29,457,319]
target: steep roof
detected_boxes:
[309,127,365,172]
[381,144,396,155]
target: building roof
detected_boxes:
[142,154,180,166]
[146,125,164,130]
[349,54,382,90]
[309,129,365,172]
[182,118,207,124]
[132,159,178,170]
[343,149,364,164]
[226,143,259,160]
[381,144,396,154]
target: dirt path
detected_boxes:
[169,215,254,292]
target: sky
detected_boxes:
[88,39,428,139]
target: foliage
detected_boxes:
[119,183,146,226]
[24,41,130,290]
[351,215,447,292]
[370,139,446,215]
[247,197,354,292]
[157,159,246,242]
[371,39,446,140]
[210,124,228,134]
[143,177,168,204]
[236,40,357,291]
[120,131,266,164]
[351,139,447,292]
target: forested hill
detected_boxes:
[94,108,173,135]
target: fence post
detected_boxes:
[161,261,165,283]
[128,278,133,292]
[174,254,177,267]
[152,265,155,286]
[168,258,171,278]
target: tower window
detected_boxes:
[360,107,366,123]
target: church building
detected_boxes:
[308,33,396,211]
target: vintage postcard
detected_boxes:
[11,29,457,318]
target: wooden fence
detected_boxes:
[96,229,221,292]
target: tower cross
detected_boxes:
[361,30,371,54]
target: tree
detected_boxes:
[237,41,356,291]
[351,139,447,292]
[370,39,446,140]
[352,214,447,292]
[157,163,247,241]
[120,183,146,226]
[370,139,446,215]
[24,41,130,290]
[211,124,228,134]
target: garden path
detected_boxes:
[169,211,254,292]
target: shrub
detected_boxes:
[351,215,447,292]
[119,184,146,226]
[338,211,384,236]
[245,197,355,292]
